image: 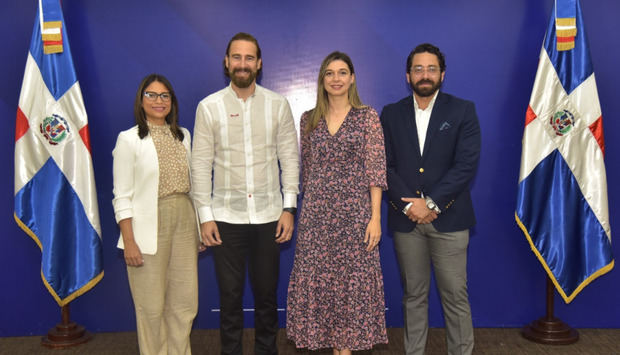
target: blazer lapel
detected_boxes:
[422,92,445,158]
[403,97,423,159]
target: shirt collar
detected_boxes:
[147,121,170,135]
[227,82,260,100]
[413,90,439,113]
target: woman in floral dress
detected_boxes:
[287,51,388,354]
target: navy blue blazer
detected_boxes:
[380,92,481,233]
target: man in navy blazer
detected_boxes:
[380,43,480,355]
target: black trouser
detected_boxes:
[213,221,280,355]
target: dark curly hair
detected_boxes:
[406,43,446,73]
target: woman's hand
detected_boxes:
[364,216,382,251]
[124,239,144,267]
[119,218,143,266]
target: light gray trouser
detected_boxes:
[394,223,473,355]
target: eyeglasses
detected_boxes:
[411,65,440,76]
[144,91,171,102]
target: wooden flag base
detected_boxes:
[521,276,578,345]
[522,316,578,344]
[41,305,93,349]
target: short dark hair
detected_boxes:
[406,43,446,73]
[133,73,183,141]
[223,32,262,78]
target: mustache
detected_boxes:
[416,79,434,85]
[233,68,251,74]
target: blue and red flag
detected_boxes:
[14,0,103,306]
[516,0,613,303]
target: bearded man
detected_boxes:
[191,32,299,355]
[380,43,481,355]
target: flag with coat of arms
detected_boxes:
[14,0,103,306]
[516,0,613,303]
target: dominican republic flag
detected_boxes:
[516,0,613,303]
[14,0,103,307]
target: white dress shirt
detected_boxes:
[403,91,440,216]
[191,84,300,224]
[413,90,439,154]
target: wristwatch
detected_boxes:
[283,207,297,215]
[425,197,441,214]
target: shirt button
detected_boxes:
[248,194,252,198]
[419,168,424,173]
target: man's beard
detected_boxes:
[230,67,257,88]
[411,78,442,97]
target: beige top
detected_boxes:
[148,123,190,197]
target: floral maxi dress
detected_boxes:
[286,106,388,350]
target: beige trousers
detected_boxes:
[127,193,199,355]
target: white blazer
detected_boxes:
[112,125,193,255]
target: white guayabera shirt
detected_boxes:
[192,84,299,224]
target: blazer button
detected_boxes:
[416,190,421,195]
[419,168,424,173]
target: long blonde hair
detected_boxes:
[305,51,365,134]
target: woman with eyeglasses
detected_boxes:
[286,52,388,354]
[112,73,203,355]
